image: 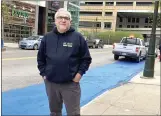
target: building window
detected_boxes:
[119,17,123,22]
[83,2,103,6]
[96,23,101,27]
[136,25,139,28]
[144,26,148,28]
[136,18,139,23]
[106,2,114,6]
[136,2,153,6]
[80,11,102,16]
[105,12,113,16]
[131,25,134,28]
[104,22,111,28]
[145,18,149,23]
[116,2,133,6]
[128,18,131,22]
[119,25,122,28]
[79,21,93,28]
[132,18,135,23]
[127,25,130,28]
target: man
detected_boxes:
[159,44,161,61]
[37,8,92,116]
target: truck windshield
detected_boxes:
[121,38,140,45]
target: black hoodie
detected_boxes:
[37,27,92,83]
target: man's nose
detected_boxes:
[62,18,66,22]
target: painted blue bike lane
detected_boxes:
[2,61,145,115]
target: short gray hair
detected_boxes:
[55,8,72,21]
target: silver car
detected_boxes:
[19,35,43,50]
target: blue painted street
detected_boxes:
[2,60,145,115]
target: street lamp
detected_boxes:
[95,17,98,34]
[143,1,159,78]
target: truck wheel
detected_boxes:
[143,53,147,60]
[136,54,141,63]
[93,44,95,48]
[114,55,119,60]
[101,45,104,49]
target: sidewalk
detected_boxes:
[4,43,19,48]
[2,43,19,52]
[81,59,160,115]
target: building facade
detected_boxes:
[2,1,80,42]
[2,1,37,42]
[79,0,160,42]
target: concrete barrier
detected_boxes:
[103,45,113,48]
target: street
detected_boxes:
[2,47,148,115]
[2,47,114,92]
[2,1,160,115]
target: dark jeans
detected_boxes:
[44,79,81,116]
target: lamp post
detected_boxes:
[96,17,98,34]
[143,1,159,78]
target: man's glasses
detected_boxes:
[57,16,70,21]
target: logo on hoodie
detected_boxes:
[63,42,73,47]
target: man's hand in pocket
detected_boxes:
[73,73,82,82]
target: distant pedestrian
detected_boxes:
[37,8,92,116]
[159,44,161,61]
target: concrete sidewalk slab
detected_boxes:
[81,82,160,115]
[81,59,160,115]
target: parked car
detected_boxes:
[86,39,104,48]
[112,37,147,62]
[19,35,43,50]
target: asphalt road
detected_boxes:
[2,47,115,92]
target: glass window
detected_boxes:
[136,25,139,28]
[104,22,111,28]
[128,18,131,22]
[120,17,123,22]
[121,38,140,45]
[119,25,122,28]
[26,36,39,40]
[132,18,135,23]
[131,25,134,28]
[145,18,148,23]
[127,25,130,28]
[136,18,140,23]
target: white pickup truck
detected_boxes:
[112,37,147,62]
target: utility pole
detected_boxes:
[143,1,159,78]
